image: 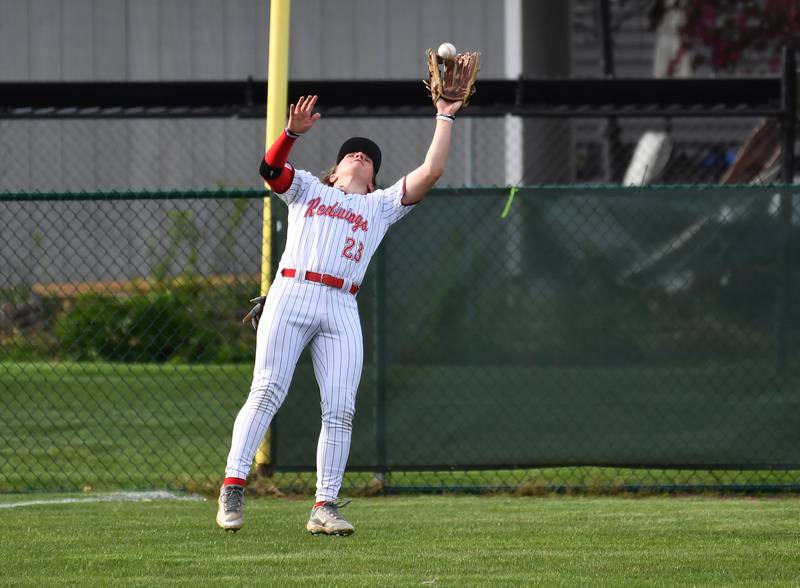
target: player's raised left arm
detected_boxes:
[403,98,462,205]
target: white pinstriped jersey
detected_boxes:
[224,163,416,502]
[276,168,414,285]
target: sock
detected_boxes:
[224,477,246,487]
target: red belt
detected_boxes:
[281,268,359,295]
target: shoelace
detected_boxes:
[320,499,352,520]
[222,486,244,512]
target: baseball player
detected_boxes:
[216,94,462,535]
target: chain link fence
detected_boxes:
[2,185,799,493]
[0,114,784,191]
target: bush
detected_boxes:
[54,288,240,363]
[0,333,51,362]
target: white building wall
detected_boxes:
[0,0,508,191]
[0,0,504,82]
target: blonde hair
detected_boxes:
[319,165,337,186]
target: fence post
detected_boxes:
[374,242,388,486]
[597,0,623,182]
[775,45,797,373]
[266,207,284,476]
[464,117,475,186]
[255,0,291,477]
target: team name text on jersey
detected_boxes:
[304,197,369,233]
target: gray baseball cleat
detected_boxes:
[306,500,355,536]
[216,484,245,531]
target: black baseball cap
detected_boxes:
[337,137,382,176]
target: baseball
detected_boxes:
[437,42,457,59]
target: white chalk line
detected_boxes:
[0,490,206,509]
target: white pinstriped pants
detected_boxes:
[225,276,363,502]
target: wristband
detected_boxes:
[436,113,455,122]
[284,127,300,138]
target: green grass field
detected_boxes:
[1,494,799,586]
[0,362,249,490]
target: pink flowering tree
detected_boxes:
[652,0,800,73]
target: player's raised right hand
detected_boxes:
[287,95,321,135]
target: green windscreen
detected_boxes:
[273,185,800,470]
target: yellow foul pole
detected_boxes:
[256,0,291,475]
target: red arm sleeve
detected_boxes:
[259,129,298,193]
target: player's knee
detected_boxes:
[321,401,355,430]
[247,380,287,414]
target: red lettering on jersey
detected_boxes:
[304,197,368,232]
[305,197,321,217]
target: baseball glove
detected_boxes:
[242,295,266,331]
[424,49,481,107]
